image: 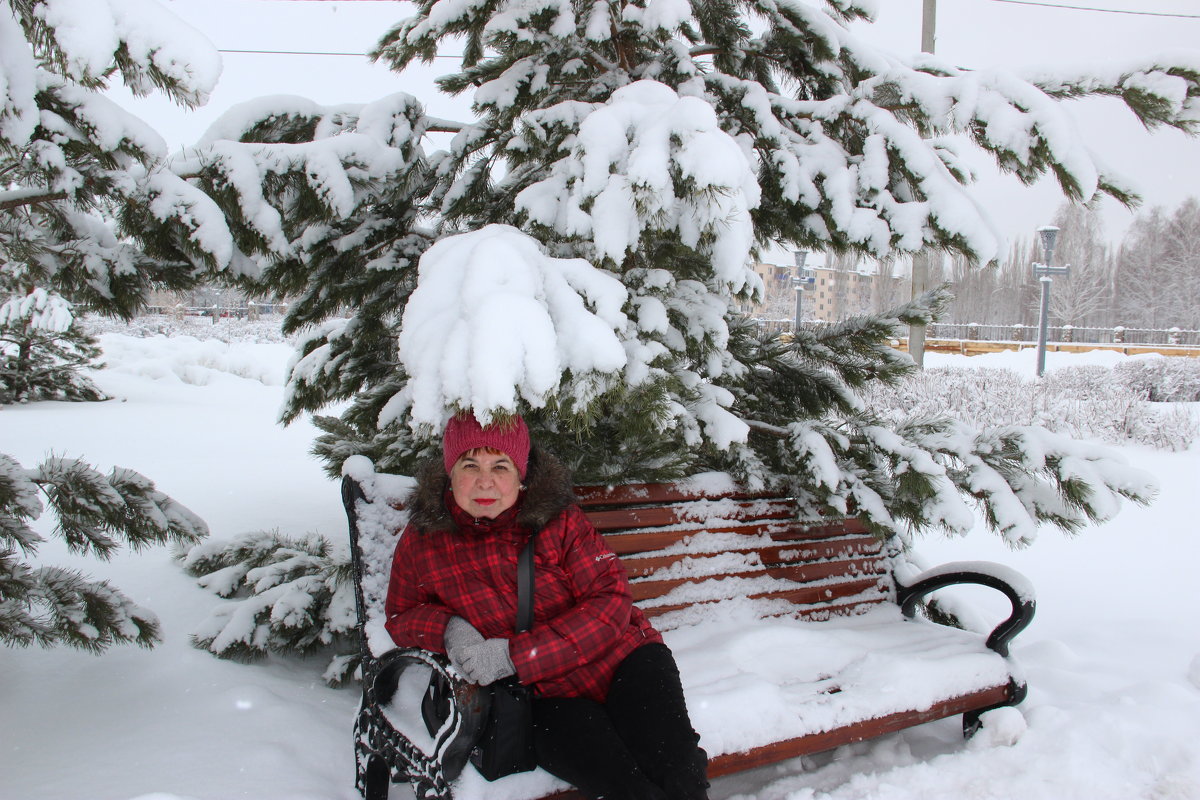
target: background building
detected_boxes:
[750,251,911,326]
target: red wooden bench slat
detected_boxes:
[584,500,798,532]
[619,540,884,577]
[573,482,782,506]
[619,544,883,575]
[638,575,888,617]
[602,525,878,556]
[627,558,888,603]
[708,683,1012,776]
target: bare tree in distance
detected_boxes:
[1115,203,1200,330]
[1047,203,1115,328]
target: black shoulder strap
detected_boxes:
[515,534,535,633]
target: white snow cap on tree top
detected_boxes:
[397,224,631,427]
[516,80,760,292]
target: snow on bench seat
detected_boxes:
[370,604,1016,800]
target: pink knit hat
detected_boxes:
[442,413,531,479]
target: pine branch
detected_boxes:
[1,451,208,653]
[0,189,69,212]
[25,565,160,651]
[179,531,358,684]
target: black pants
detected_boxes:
[531,643,709,800]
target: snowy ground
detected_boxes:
[2,323,1198,800]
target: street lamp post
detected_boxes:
[1032,225,1069,378]
[792,250,814,333]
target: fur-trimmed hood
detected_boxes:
[405,445,576,534]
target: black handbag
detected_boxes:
[423,534,538,781]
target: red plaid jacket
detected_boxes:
[384,492,662,702]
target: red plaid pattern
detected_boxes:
[384,500,662,702]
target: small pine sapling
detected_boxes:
[0,289,105,404]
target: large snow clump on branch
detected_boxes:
[397,224,631,427]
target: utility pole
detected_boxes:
[909,0,937,367]
[922,0,936,53]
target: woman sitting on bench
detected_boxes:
[384,412,710,800]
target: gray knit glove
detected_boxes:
[456,638,516,686]
[444,616,485,670]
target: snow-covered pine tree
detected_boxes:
[0,288,104,403]
[151,2,1199,674]
[0,0,220,314]
[0,0,218,651]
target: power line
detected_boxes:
[984,0,1200,18]
[221,0,1200,61]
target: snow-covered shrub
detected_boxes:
[82,314,291,345]
[1112,358,1200,403]
[864,365,1196,452]
[865,367,1034,430]
[179,531,358,686]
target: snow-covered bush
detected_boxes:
[864,364,1197,452]
[1112,358,1200,403]
[82,314,292,345]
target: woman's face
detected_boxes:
[450,449,522,519]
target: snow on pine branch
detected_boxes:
[771,408,1157,548]
[702,24,1200,261]
[849,50,1200,208]
[19,0,219,104]
[144,93,428,274]
[0,289,73,333]
[180,531,358,683]
[0,0,218,151]
[516,80,761,292]
[1026,51,1200,132]
[395,224,632,428]
[32,456,208,558]
[1,452,208,652]
[164,135,405,258]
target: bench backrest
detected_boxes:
[345,461,893,650]
[574,479,891,624]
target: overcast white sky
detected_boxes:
[116,0,1200,250]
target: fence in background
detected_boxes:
[923,323,1200,348]
[750,319,1200,357]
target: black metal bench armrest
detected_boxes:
[895,562,1036,658]
[366,645,489,782]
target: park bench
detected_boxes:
[341,455,1035,800]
